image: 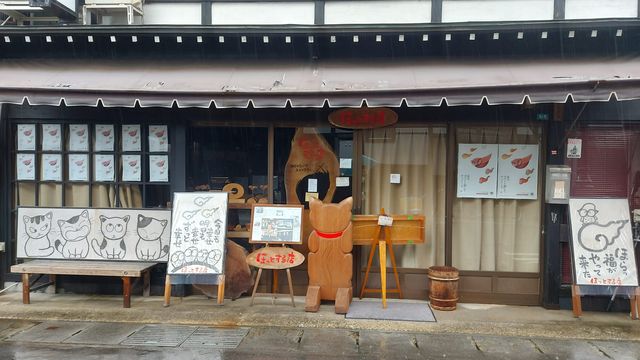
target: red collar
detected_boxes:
[315,230,343,239]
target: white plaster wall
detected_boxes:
[211,2,315,25]
[324,1,431,24]
[565,0,637,19]
[442,0,554,22]
[143,3,202,25]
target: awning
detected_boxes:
[2,57,640,108]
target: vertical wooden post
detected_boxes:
[250,268,263,306]
[631,287,640,320]
[571,284,582,318]
[385,226,403,299]
[286,268,295,307]
[50,274,57,294]
[163,275,171,307]
[143,270,151,297]
[379,239,387,309]
[217,275,225,305]
[22,273,30,305]
[359,227,380,299]
[122,277,131,308]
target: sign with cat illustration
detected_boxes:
[17,207,172,262]
[168,192,228,275]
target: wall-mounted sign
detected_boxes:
[567,138,582,159]
[496,144,539,200]
[457,144,498,199]
[328,107,398,129]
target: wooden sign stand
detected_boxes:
[571,285,640,320]
[249,244,296,307]
[163,274,226,307]
[359,209,403,308]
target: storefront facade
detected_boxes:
[1,20,639,309]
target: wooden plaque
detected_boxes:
[351,214,425,245]
[246,246,305,270]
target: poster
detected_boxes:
[122,124,141,152]
[94,154,115,182]
[149,125,168,152]
[42,124,62,151]
[69,124,89,152]
[496,144,539,200]
[456,144,498,198]
[122,155,141,182]
[41,154,62,181]
[249,205,304,244]
[95,124,115,151]
[149,155,168,182]
[168,192,228,275]
[569,198,638,287]
[68,154,89,181]
[567,138,582,159]
[17,207,171,261]
[16,153,35,180]
[17,124,36,151]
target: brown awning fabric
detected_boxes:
[1,57,640,108]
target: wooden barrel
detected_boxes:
[428,266,459,311]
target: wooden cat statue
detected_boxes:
[305,196,353,314]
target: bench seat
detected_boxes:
[11,260,158,308]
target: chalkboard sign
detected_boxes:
[249,204,304,244]
[569,198,638,287]
[168,192,228,275]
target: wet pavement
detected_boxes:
[0,319,639,359]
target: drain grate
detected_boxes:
[120,325,197,347]
[181,327,249,349]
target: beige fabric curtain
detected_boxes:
[452,126,541,273]
[362,127,447,268]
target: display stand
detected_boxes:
[163,274,225,307]
[571,284,639,319]
[246,244,304,307]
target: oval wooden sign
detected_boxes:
[246,247,305,270]
[328,108,398,129]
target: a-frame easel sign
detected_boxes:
[164,192,228,306]
[568,198,639,319]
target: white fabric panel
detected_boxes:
[324,1,431,24]
[442,0,553,22]
[565,0,637,19]
[212,2,315,25]
[143,3,202,25]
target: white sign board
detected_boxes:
[569,198,638,287]
[17,207,171,261]
[249,204,303,244]
[496,144,539,200]
[168,192,228,275]
[457,144,498,198]
[567,138,582,159]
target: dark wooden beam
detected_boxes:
[554,0,565,20]
[315,1,325,25]
[202,1,212,25]
[431,0,442,23]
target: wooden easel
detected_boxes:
[248,244,300,307]
[572,285,640,320]
[359,209,403,308]
[163,274,225,307]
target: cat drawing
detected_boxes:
[135,214,169,261]
[55,210,91,258]
[92,215,129,259]
[23,212,55,257]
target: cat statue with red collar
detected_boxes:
[305,196,353,314]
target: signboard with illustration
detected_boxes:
[569,198,638,287]
[17,207,171,261]
[168,192,228,275]
[496,144,539,200]
[249,204,304,244]
[456,144,498,198]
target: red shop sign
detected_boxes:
[328,108,398,129]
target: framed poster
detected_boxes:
[69,124,89,152]
[68,154,89,181]
[569,198,638,287]
[149,125,168,152]
[122,154,141,182]
[94,154,115,182]
[456,144,498,198]
[496,144,539,200]
[122,124,141,152]
[149,155,168,182]
[95,124,115,151]
[168,192,228,275]
[42,124,62,151]
[17,124,36,151]
[17,207,171,261]
[16,153,35,180]
[41,154,62,181]
[249,204,304,244]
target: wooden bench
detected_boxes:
[11,260,157,308]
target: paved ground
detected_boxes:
[0,319,639,359]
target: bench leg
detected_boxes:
[163,275,171,307]
[50,274,57,294]
[22,274,30,305]
[217,275,225,305]
[143,271,150,297]
[122,277,131,308]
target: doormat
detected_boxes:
[345,300,436,322]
